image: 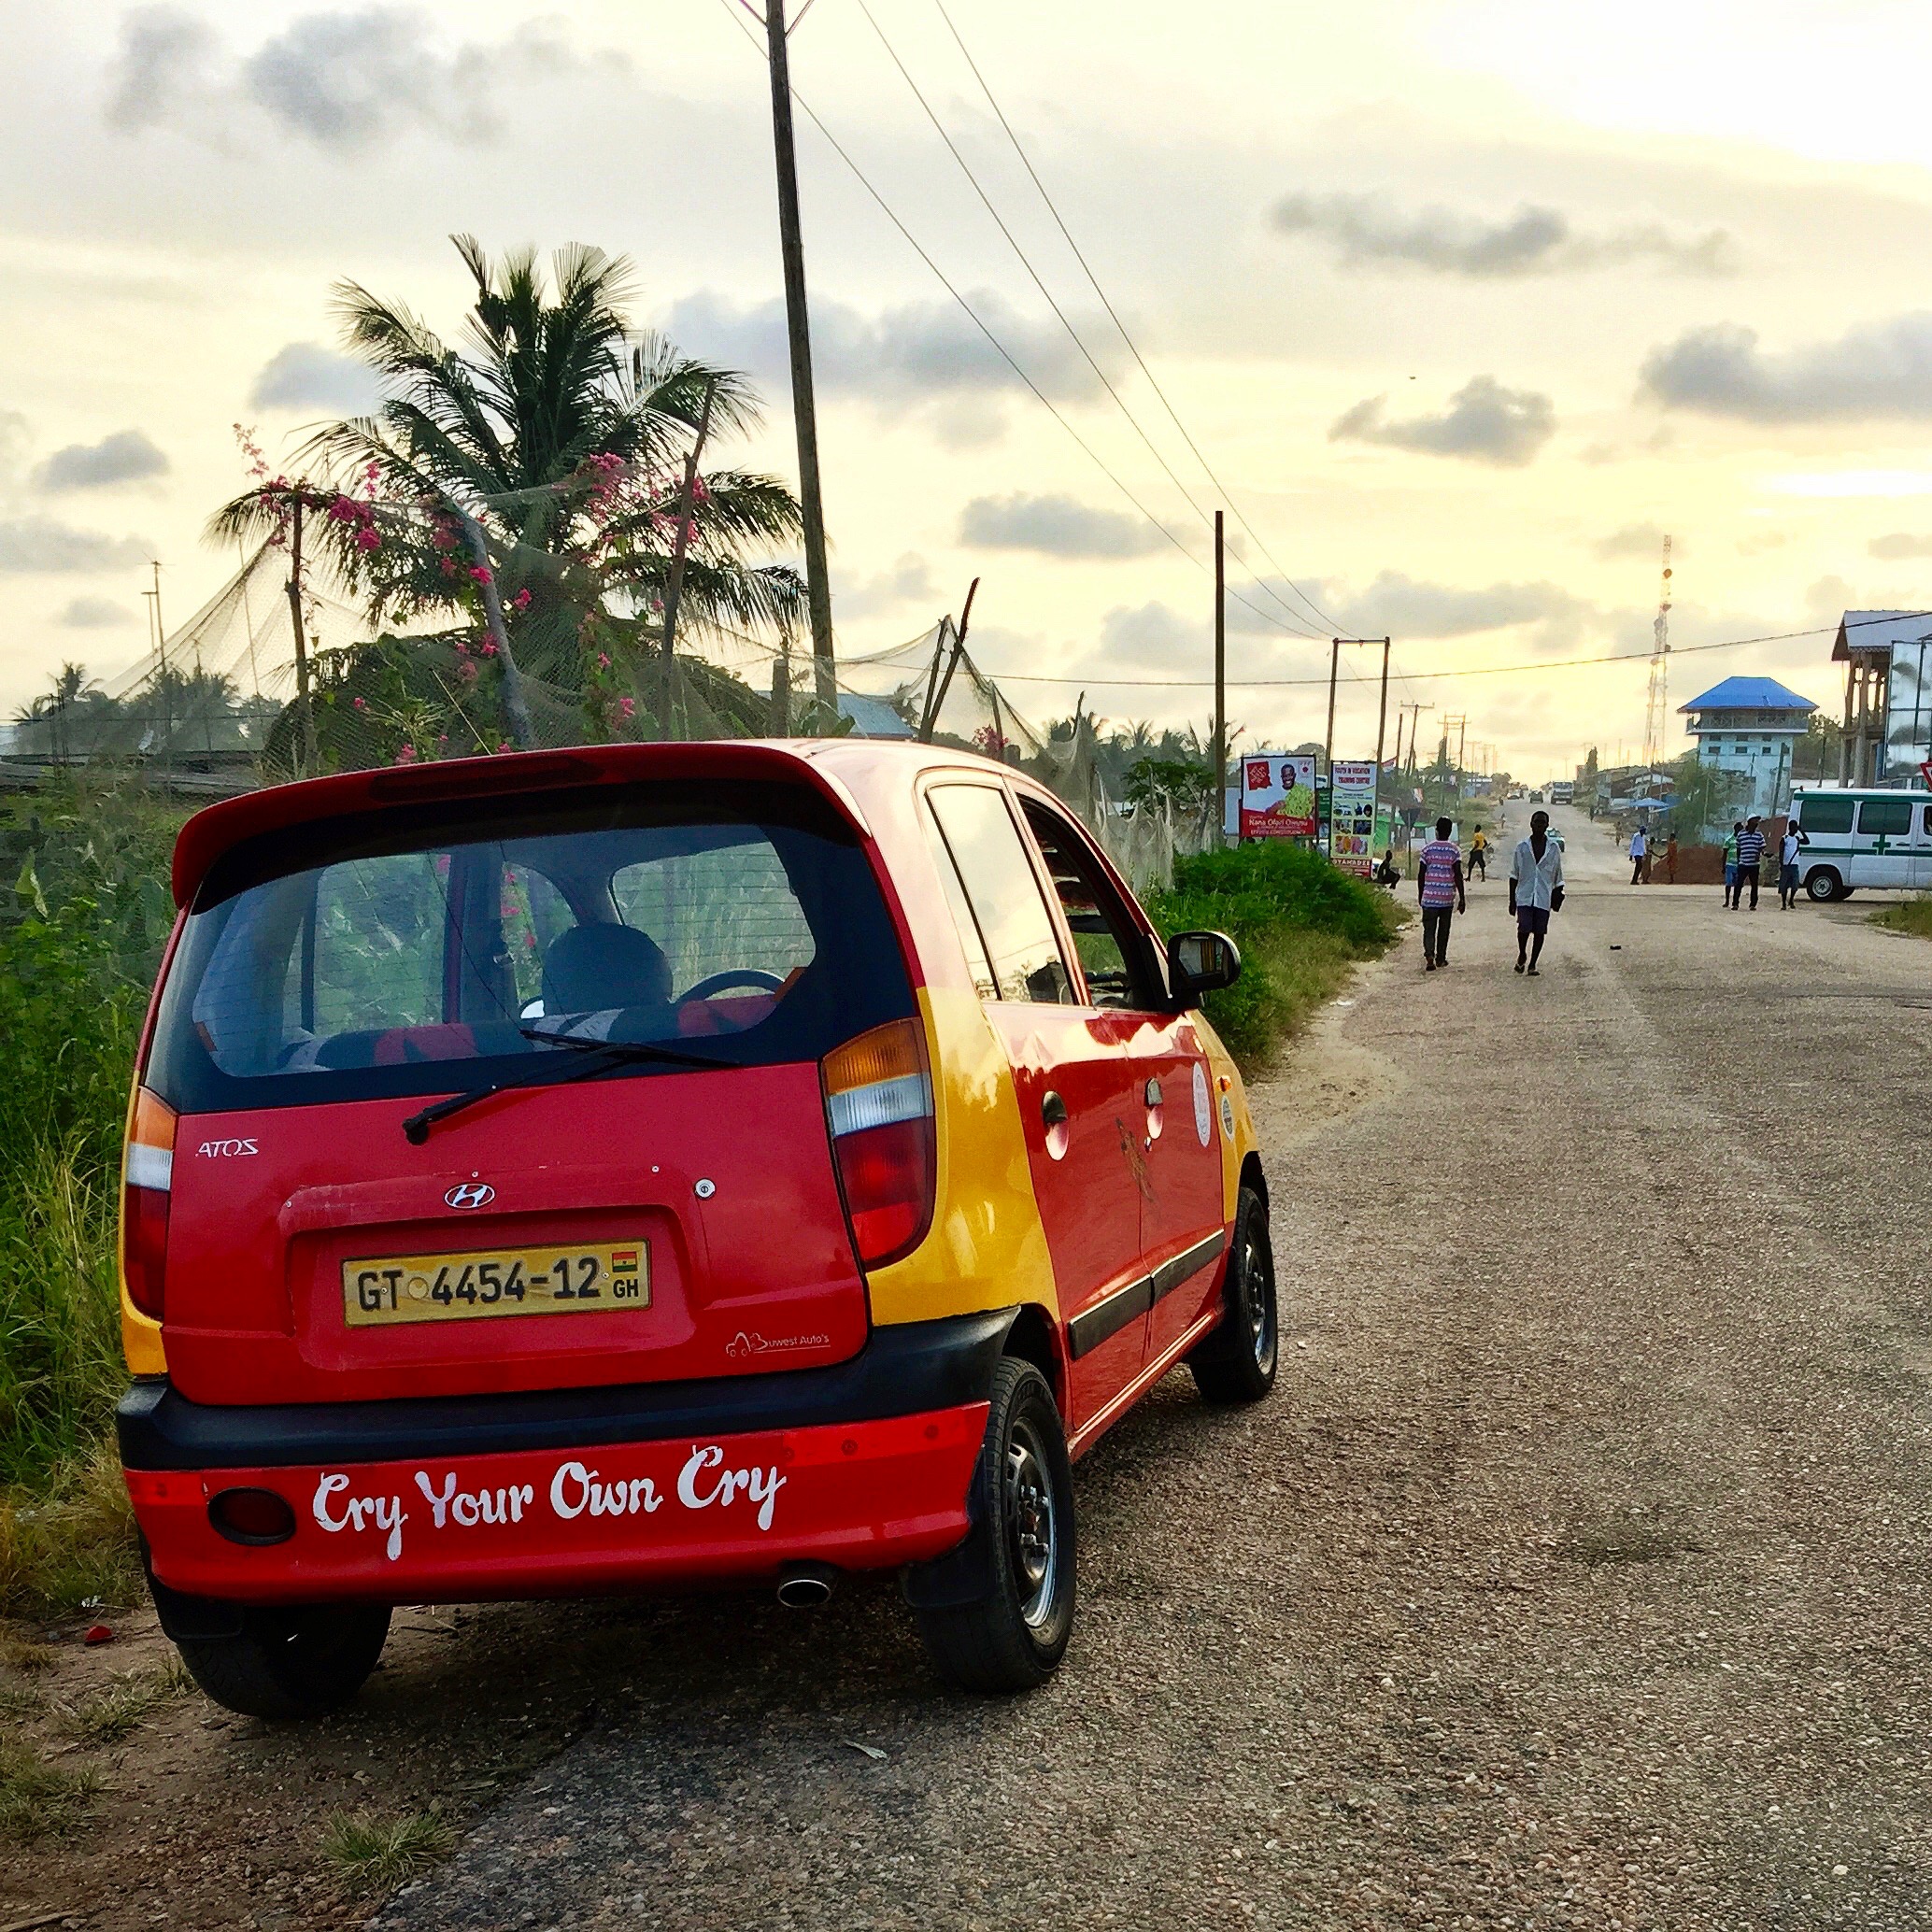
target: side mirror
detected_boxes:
[1167,930,1242,1004]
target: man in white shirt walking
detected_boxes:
[1777,817,1808,910]
[1509,810,1565,976]
[1628,824,1648,885]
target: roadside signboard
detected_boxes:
[1328,760,1378,874]
[1240,753,1317,838]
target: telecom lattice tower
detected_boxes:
[1641,535,1673,773]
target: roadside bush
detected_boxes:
[1146,842,1398,1069]
[1871,897,1932,941]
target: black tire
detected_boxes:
[1805,867,1842,903]
[175,1603,391,1720]
[1187,1183,1278,1405]
[915,1359,1074,1693]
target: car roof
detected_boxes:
[169,738,1024,908]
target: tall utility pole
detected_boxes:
[1323,638,1341,781]
[1326,636,1393,776]
[764,0,837,712]
[1213,512,1227,846]
[1397,700,1434,779]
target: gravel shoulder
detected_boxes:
[11,809,1932,1929]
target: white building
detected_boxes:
[1678,675,1818,817]
[1833,611,1932,785]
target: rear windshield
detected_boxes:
[148,779,914,1114]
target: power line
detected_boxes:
[926,0,1343,638]
[973,610,1926,689]
[711,0,1320,645]
[858,0,1327,642]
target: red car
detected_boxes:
[117,741,1274,1714]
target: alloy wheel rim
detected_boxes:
[1245,1233,1277,1372]
[1004,1421,1058,1629]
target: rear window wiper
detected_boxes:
[402,1031,738,1144]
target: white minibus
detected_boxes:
[1787,787,1932,901]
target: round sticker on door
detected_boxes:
[1220,1092,1236,1141]
[1192,1060,1213,1146]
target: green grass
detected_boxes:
[1871,897,1932,940]
[320,1809,460,1896]
[0,1737,100,1841]
[1146,841,1400,1071]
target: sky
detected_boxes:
[7,1,1932,776]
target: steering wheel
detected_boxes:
[677,968,786,1002]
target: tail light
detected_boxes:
[822,1019,935,1269]
[121,1087,176,1322]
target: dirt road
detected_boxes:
[359,809,1932,1930]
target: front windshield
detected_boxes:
[148,779,914,1113]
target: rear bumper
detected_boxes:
[120,1310,1010,1606]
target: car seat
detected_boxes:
[540,923,674,1016]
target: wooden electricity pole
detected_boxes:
[1323,637,1341,780]
[764,0,837,712]
[286,502,317,777]
[1214,511,1227,846]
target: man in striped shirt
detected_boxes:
[1415,817,1465,971]
[1729,816,1766,910]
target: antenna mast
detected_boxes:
[1642,534,1673,773]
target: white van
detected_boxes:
[1788,787,1932,901]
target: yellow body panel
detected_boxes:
[863,986,1062,1328]
[1198,1021,1261,1215]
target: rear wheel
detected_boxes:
[1806,867,1843,902]
[176,1603,391,1720]
[1187,1184,1278,1405]
[915,1359,1074,1693]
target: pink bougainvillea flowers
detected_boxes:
[469,565,493,586]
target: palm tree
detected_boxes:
[212,235,805,747]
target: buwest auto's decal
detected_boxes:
[311,1441,788,1561]
[726,1329,831,1359]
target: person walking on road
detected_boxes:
[1417,817,1466,972]
[1778,817,1808,909]
[1628,823,1649,885]
[1469,827,1489,881]
[1510,810,1565,976]
[1730,816,1766,911]
[1723,822,1742,903]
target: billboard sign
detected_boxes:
[1328,760,1378,875]
[1240,753,1317,838]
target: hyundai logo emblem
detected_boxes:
[444,1182,496,1210]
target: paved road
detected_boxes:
[379,814,1932,1930]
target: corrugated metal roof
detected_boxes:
[1831,609,1932,661]
[1679,675,1819,715]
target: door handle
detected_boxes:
[1042,1089,1069,1129]
[1144,1077,1163,1107]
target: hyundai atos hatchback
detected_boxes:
[117,740,1275,1715]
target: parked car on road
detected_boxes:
[117,741,1272,1715]
[1788,785,1932,900]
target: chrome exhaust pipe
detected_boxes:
[775,1562,836,1608]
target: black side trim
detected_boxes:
[1151,1231,1225,1304]
[1066,1277,1152,1360]
[118,1309,1017,1472]
[1066,1232,1224,1362]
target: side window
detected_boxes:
[309,853,446,1036]
[1858,797,1912,838]
[926,786,1073,1005]
[500,860,577,1012]
[1923,804,1932,838]
[1019,801,1159,1010]
[1799,796,1854,835]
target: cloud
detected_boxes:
[663,291,1115,435]
[1593,523,1673,561]
[1869,533,1932,559]
[0,517,150,575]
[1319,571,1587,641]
[1098,601,1201,670]
[1329,376,1556,466]
[54,595,136,628]
[1269,192,1729,277]
[32,429,169,491]
[1640,314,1932,422]
[959,492,1163,561]
[106,7,617,150]
[248,341,384,413]
[835,553,936,620]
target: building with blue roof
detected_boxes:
[1679,675,1817,817]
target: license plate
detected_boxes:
[342,1243,649,1328]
